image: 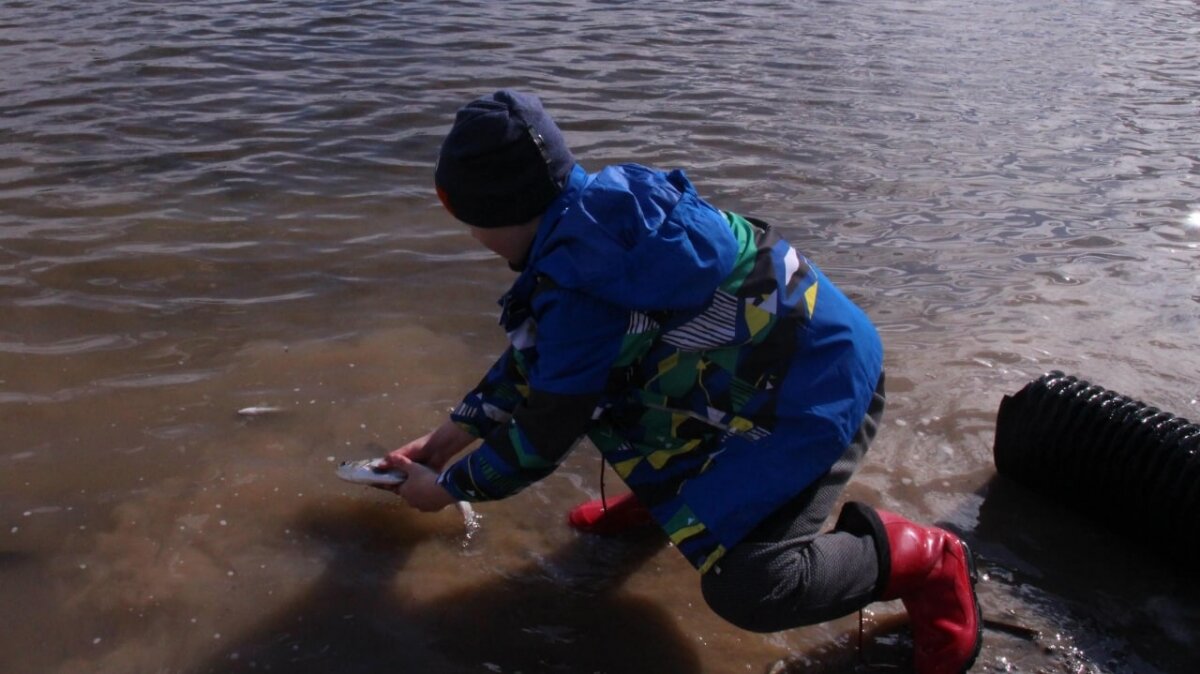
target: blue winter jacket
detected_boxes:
[438,163,883,572]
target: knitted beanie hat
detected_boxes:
[434,90,575,228]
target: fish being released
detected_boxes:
[335,458,407,486]
[335,457,479,537]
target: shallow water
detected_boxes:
[2,1,1198,672]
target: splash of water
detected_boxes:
[457,501,481,546]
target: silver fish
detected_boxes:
[335,458,407,486]
[237,406,285,417]
[336,458,479,535]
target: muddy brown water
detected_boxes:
[2,1,1198,673]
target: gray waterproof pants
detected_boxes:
[700,374,886,632]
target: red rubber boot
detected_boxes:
[567,491,654,535]
[836,502,982,674]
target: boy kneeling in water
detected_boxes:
[385,90,981,674]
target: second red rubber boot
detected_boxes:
[567,491,654,535]
[836,502,982,674]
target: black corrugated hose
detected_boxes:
[993,371,1199,567]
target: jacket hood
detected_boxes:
[532,164,737,312]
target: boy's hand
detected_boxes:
[383,420,476,472]
[386,431,436,466]
[389,454,456,513]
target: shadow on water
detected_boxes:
[0,549,63,674]
[0,550,36,568]
[966,475,1200,674]
[772,474,1200,674]
[192,500,697,674]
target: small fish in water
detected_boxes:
[335,458,407,486]
[237,406,285,417]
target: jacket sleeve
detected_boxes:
[438,284,629,501]
[448,347,528,439]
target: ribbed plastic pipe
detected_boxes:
[993,371,1199,566]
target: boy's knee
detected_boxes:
[700,567,785,633]
[701,544,839,633]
